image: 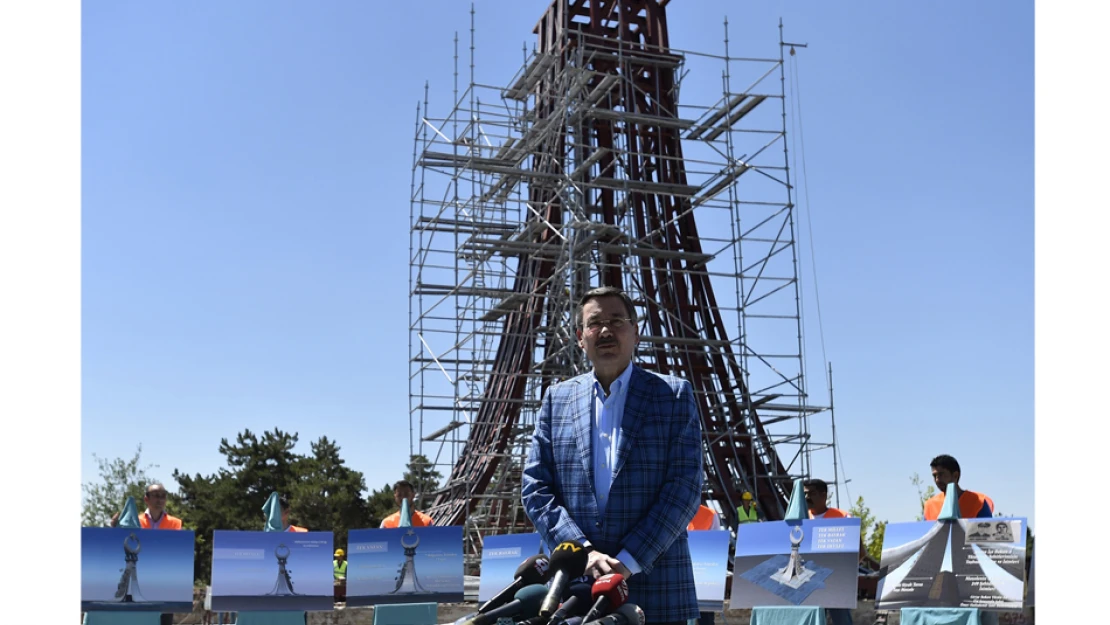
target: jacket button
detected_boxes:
[596,521,602,528]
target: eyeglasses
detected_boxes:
[583,318,635,334]
[146,492,167,499]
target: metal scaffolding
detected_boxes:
[409,0,834,564]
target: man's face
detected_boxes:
[741,499,753,510]
[803,486,825,509]
[144,486,167,514]
[577,296,638,379]
[394,486,415,507]
[932,466,959,493]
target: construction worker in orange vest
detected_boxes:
[109,483,184,530]
[736,491,760,524]
[804,479,850,519]
[380,480,435,528]
[922,454,995,521]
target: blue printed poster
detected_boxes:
[347,526,465,606]
[478,533,546,602]
[82,527,196,612]
[211,530,335,611]
[687,529,731,612]
[730,518,861,609]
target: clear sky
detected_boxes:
[81,0,1033,530]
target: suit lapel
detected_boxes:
[614,366,646,479]
[572,378,594,488]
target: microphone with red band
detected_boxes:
[460,584,548,625]
[583,603,645,625]
[476,554,551,614]
[538,540,591,620]
[581,573,629,622]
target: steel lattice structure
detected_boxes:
[409,0,834,563]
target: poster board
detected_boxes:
[687,529,732,612]
[81,527,196,612]
[875,518,1027,611]
[477,533,546,602]
[211,530,335,611]
[730,518,861,609]
[346,526,464,606]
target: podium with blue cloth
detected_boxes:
[234,492,307,625]
[896,484,1000,625]
[372,499,439,625]
[748,481,846,625]
[84,498,164,625]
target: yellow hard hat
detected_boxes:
[741,491,754,501]
[334,549,345,557]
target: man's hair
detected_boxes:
[930,454,961,474]
[279,495,291,510]
[803,478,829,494]
[145,483,166,495]
[576,286,637,327]
[393,480,415,492]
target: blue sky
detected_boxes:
[81,0,1033,531]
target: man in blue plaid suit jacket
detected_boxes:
[522,287,703,625]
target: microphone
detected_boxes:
[581,573,628,622]
[538,540,590,619]
[544,582,593,625]
[583,603,645,625]
[460,584,548,625]
[477,554,551,614]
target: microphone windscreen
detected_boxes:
[515,554,552,584]
[590,573,627,603]
[513,584,550,616]
[549,540,589,577]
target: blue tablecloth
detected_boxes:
[750,606,826,625]
[84,614,161,625]
[235,610,306,625]
[900,607,1001,625]
[373,602,438,625]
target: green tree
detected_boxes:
[289,436,373,547]
[366,481,398,525]
[910,473,936,521]
[404,454,443,508]
[82,445,161,527]
[848,496,887,564]
[173,428,372,583]
[867,521,887,563]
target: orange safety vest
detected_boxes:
[287,525,309,532]
[687,505,717,530]
[140,513,183,530]
[923,490,994,521]
[381,510,435,528]
[810,507,850,519]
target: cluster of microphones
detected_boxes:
[446,540,646,625]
